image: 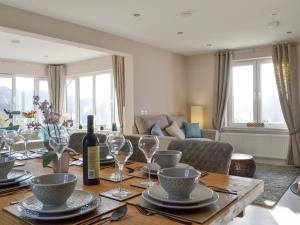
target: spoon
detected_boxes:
[98,206,127,225]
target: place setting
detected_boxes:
[0,156,33,196]
[4,173,126,225]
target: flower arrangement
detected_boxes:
[22,110,37,118]
[31,96,77,169]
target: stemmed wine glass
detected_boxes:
[106,133,125,181]
[138,135,159,187]
[20,129,33,159]
[109,139,133,197]
[5,130,19,155]
[0,129,7,154]
[49,130,69,159]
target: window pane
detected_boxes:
[0,77,13,120]
[95,73,112,126]
[66,79,76,123]
[260,63,285,124]
[79,76,93,125]
[16,77,34,112]
[39,80,49,101]
[232,65,254,123]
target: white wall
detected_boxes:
[0,58,47,77]
[66,55,112,76]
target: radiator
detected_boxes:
[220,132,289,159]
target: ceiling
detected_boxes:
[0,31,109,64]
[0,0,299,55]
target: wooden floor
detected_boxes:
[229,175,300,225]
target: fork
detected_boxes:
[135,205,192,225]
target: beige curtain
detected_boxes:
[48,65,66,115]
[212,50,232,131]
[112,55,125,131]
[273,43,300,166]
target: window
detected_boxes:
[0,74,49,124]
[65,71,118,127]
[227,58,286,128]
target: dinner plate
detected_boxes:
[100,155,113,161]
[142,190,219,209]
[0,171,32,187]
[18,198,98,220]
[20,190,96,214]
[142,163,193,175]
[0,169,27,183]
[147,184,213,205]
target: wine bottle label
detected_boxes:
[87,146,100,179]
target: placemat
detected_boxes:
[100,188,141,201]
[0,180,31,195]
[130,182,158,189]
[4,197,125,225]
[100,173,133,183]
[127,192,237,224]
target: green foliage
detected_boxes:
[42,151,57,167]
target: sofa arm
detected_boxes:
[201,129,219,141]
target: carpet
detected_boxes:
[253,163,300,208]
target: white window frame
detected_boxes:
[0,73,48,112]
[65,70,117,127]
[227,57,286,129]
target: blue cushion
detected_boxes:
[183,122,201,138]
[1,125,19,131]
[150,124,164,136]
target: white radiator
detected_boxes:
[220,132,289,159]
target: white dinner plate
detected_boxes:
[0,169,27,183]
[20,190,96,214]
[18,198,98,221]
[0,171,32,187]
[147,184,213,205]
[142,190,219,209]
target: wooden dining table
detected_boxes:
[0,158,264,225]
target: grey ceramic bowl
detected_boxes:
[31,173,77,206]
[100,144,110,159]
[154,150,182,168]
[0,156,15,178]
[157,167,200,200]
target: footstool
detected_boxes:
[229,153,256,178]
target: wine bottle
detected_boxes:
[82,115,100,185]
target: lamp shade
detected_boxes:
[190,106,204,128]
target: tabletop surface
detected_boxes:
[0,159,264,225]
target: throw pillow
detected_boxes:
[150,124,164,136]
[183,122,202,138]
[165,122,185,140]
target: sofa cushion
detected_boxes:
[165,122,185,140]
[183,122,202,138]
[135,115,169,134]
[167,115,187,128]
[150,124,164,136]
[186,138,212,142]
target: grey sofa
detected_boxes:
[68,132,233,175]
[134,114,219,149]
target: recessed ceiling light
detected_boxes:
[177,31,184,35]
[44,55,49,58]
[207,44,212,47]
[286,31,293,34]
[11,39,20,44]
[271,13,278,16]
[180,10,194,17]
[133,13,141,17]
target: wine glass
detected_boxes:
[106,133,125,181]
[138,135,159,187]
[5,130,18,155]
[0,129,7,154]
[20,129,33,159]
[109,139,133,197]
